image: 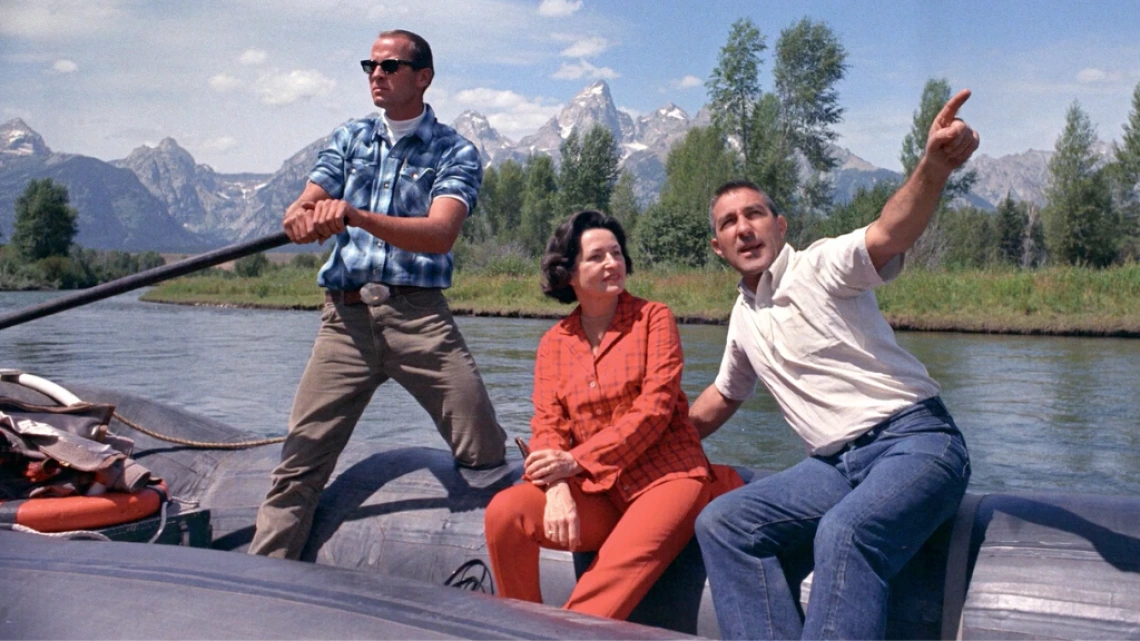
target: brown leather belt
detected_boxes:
[325,284,437,306]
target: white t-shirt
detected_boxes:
[382,109,425,146]
[714,225,940,456]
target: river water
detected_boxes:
[2,290,1138,496]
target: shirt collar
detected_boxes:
[412,104,437,144]
[736,242,794,305]
[371,104,437,146]
[560,290,636,336]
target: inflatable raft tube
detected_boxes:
[0,530,693,640]
[0,372,167,533]
[3,378,1139,639]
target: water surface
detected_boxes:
[2,290,1137,496]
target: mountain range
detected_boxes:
[1,80,1059,252]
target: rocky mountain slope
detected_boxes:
[1,82,1063,251]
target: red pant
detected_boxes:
[484,466,742,620]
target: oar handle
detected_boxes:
[0,231,292,331]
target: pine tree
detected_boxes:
[995,192,1029,266]
[1109,82,1140,259]
[12,178,79,261]
[1043,101,1117,267]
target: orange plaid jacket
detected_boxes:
[528,292,711,502]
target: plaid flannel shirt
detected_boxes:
[528,292,711,503]
[311,105,482,290]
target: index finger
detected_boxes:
[935,89,972,128]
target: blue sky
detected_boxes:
[2,0,1138,174]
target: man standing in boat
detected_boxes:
[690,90,979,639]
[249,29,506,560]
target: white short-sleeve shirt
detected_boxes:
[714,225,940,456]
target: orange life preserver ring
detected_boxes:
[0,482,166,533]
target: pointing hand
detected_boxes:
[926,88,981,172]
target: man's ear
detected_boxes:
[711,236,726,260]
[778,215,788,237]
[416,68,433,90]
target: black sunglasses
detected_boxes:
[360,58,419,75]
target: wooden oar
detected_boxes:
[0,232,291,330]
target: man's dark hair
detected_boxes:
[541,210,634,304]
[380,29,434,72]
[708,179,782,231]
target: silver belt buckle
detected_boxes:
[360,283,391,306]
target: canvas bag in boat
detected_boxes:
[0,396,155,500]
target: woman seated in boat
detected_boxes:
[484,209,742,620]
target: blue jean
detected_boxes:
[695,397,970,640]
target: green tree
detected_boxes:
[12,178,79,261]
[464,165,496,243]
[290,252,321,270]
[608,171,642,237]
[1023,204,1047,268]
[558,125,620,212]
[1043,101,1117,267]
[995,192,1029,266]
[636,126,736,266]
[809,180,897,244]
[939,206,999,269]
[706,18,767,167]
[744,93,798,213]
[235,252,271,278]
[773,17,848,173]
[519,154,560,255]
[900,79,978,202]
[1108,82,1140,259]
[480,159,526,243]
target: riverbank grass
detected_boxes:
[142,263,1140,336]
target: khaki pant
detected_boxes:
[250,289,506,559]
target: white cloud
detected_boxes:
[552,59,619,81]
[559,36,609,58]
[239,49,268,66]
[671,75,702,90]
[52,59,78,74]
[449,87,561,140]
[538,0,582,18]
[0,2,124,38]
[200,136,238,153]
[1076,67,1122,84]
[208,73,243,92]
[256,70,336,106]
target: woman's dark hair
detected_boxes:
[541,210,633,304]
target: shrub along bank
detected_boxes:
[141,259,1140,337]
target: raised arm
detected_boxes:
[865,89,980,270]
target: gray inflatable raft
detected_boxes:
[3,377,1139,639]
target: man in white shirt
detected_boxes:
[691,90,980,640]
